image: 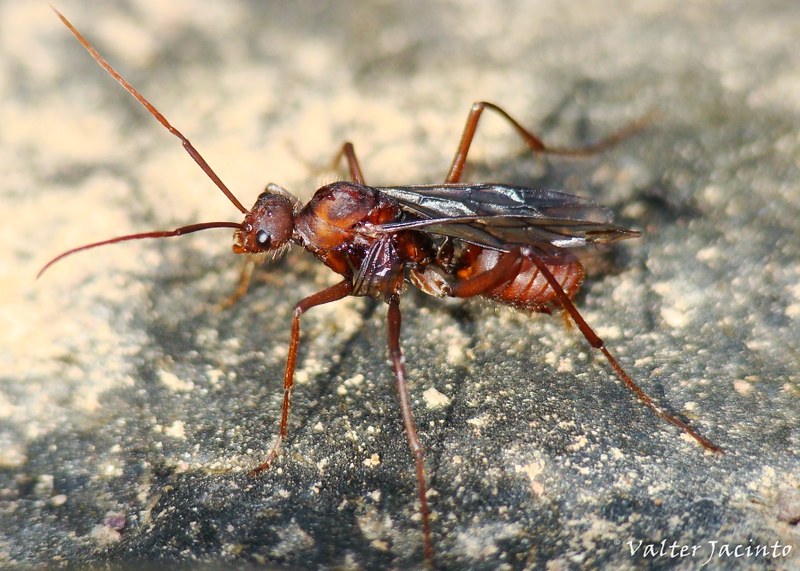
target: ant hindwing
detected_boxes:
[42,8,722,566]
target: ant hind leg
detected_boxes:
[445,101,652,183]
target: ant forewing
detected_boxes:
[41,8,722,567]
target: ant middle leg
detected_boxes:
[331,142,366,184]
[445,101,651,183]
[386,294,434,564]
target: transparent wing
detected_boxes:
[375,183,639,253]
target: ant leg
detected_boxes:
[447,247,721,452]
[449,250,524,298]
[387,294,434,565]
[249,279,354,475]
[445,101,651,183]
[520,248,723,454]
[331,142,366,184]
[217,258,256,310]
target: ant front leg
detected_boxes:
[249,279,354,475]
[217,258,257,310]
[445,101,650,183]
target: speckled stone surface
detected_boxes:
[1,1,798,569]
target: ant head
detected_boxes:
[233,183,299,254]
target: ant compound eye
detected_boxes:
[256,229,271,248]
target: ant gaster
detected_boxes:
[41,8,722,566]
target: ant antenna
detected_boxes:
[40,8,251,277]
[37,221,242,278]
[51,7,248,214]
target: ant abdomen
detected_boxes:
[456,247,584,312]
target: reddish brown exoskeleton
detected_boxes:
[41,9,722,566]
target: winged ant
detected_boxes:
[40,8,722,566]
